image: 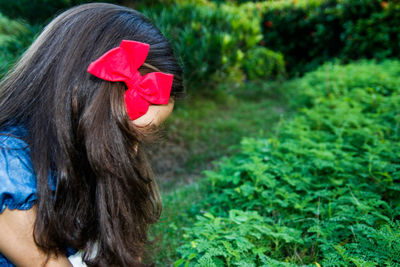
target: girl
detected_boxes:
[0,2,184,267]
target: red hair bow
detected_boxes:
[87,40,174,120]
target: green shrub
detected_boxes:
[142,2,285,91]
[261,0,400,75]
[1,1,287,91]
[0,0,124,24]
[243,46,286,80]
[0,13,39,78]
[175,60,400,266]
[288,59,400,109]
[176,210,304,267]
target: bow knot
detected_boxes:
[87,40,174,120]
[125,72,143,90]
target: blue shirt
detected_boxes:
[0,125,76,266]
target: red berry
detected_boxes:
[264,21,273,28]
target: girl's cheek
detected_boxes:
[131,106,158,127]
[158,99,175,125]
[131,99,175,127]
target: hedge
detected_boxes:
[0,0,127,24]
[261,0,400,75]
[0,1,287,92]
[142,1,286,91]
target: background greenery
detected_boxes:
[0,0,398,266]
[173,60,400,266]
[261,0,400,75]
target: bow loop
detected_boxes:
[137,72,173,104]
[87,40,174,120]
[120,40,149,70]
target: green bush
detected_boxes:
[175,60,400,266]
[261,0,400,75]
[1,1,287,91]
[243,46,286,80]
[142,2,285,91]
[0,0,124,24]
[0,13,39,78]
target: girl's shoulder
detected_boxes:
[0,125,37,214]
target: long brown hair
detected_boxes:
[0,3,184,266]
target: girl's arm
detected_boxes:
[0,206,73,267]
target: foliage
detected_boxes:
[174,60,400,266]
[243,46,286,80]
[146,79,290,265]
[0,13,39,78]
[142,1,285,91]
[150,80,288,190]
[1,1,287,91]
[176,210,306,267]
[0,0,124,24]
[145,182,207,265]
[261,0,400,75]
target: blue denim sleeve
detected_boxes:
[0,131,37,214]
